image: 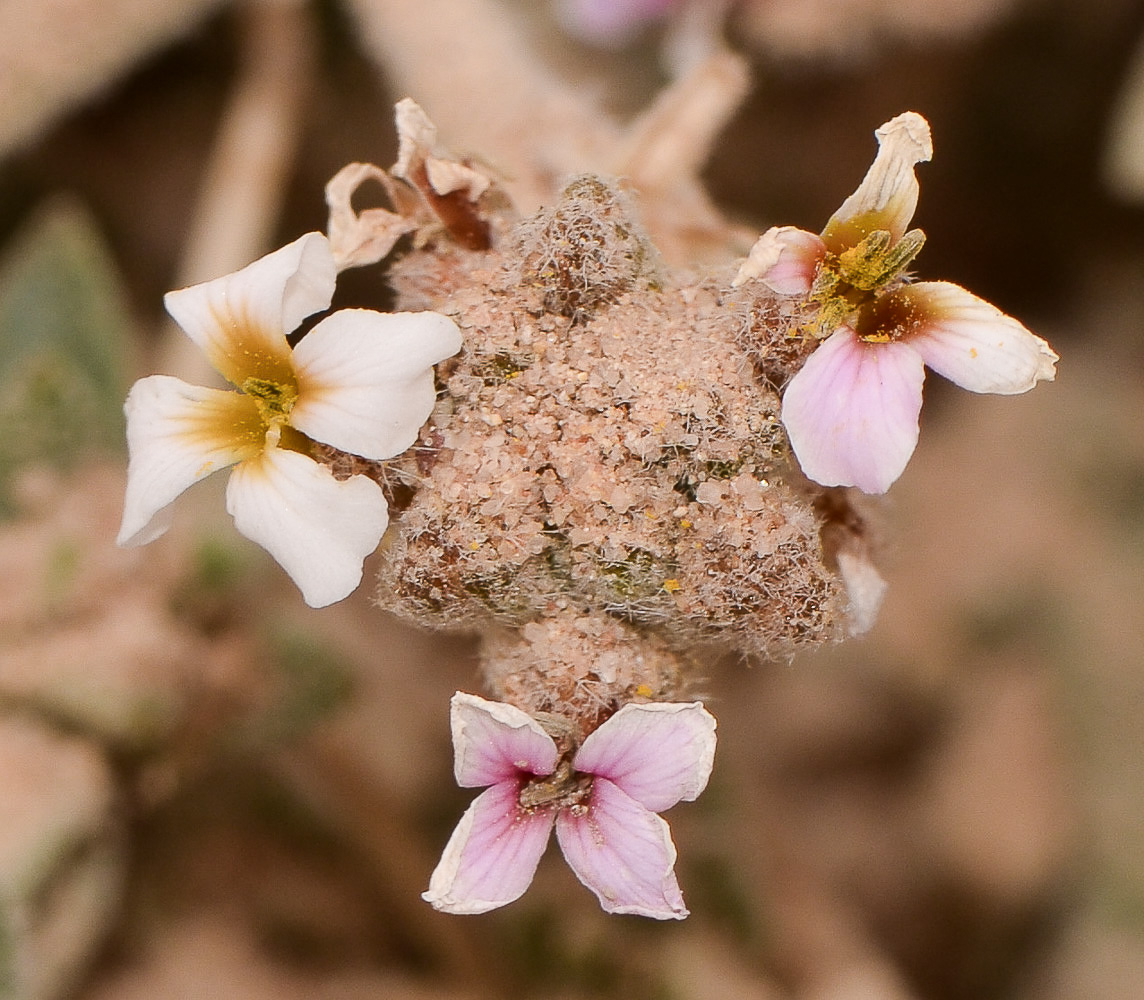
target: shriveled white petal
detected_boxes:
[225,446,388,607]
[732,226,825,293]
[118,376,264,547]
[393,97,438,182]
[163,233,336,387]
[823,112,932,248]
[781,326,925,494]
[324,162,417,270]
[449,692,558,788]
[290,309,462,460]
[897,282,1059,393]
[426,157,491,201]
[423,780,555,915]
[556,778,688,919]
[573,702,716,813]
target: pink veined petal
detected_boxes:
[117,375,265,547]
[732,226,826,295]
[225,446,389,607]
[892,281,1059,394]
[555,778,688,919]
[423,780,555,915]
[163,233,336,388]
[291,309,463,460]
[822,112,932,250]
[449,692,559,788]
[573,703,716,813]
[781,326,925,494]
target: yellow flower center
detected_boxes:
[801,227,926,342]
[241,376,298,430]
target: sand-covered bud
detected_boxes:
[515,175,658,320]
[731,282,820,392]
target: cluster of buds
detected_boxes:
[117,103,1056,917]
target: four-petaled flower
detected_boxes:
[734,111,1059,494]
[423,692,717,919]
[117,233,462,607]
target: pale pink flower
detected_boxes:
[423,692,717,919]
[734,112,1058,494]
[117,233,462,607]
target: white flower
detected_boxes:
[117,233,462,606]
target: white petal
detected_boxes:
[290,310,462,460]
[117,375,263,547]
[899,282,1059,394]
[556,779,688,919]
[573,703,716,813]
[823,112,932,248]
[393,98,438,182]
[163,233,336,387]
[426,156,490,200]
[423,781,555,915]
[732,226,825,294]
[449,692,558,788]
[836,548,889,636]
[225,446,389,607]
[781,327,925,494]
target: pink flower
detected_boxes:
[555,0,678,46]
[734,112,1058,494]
[423,692,717,919]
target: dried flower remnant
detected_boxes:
[423,692,716,918]
[734,112,1058,494]
[117,233,462,607]
[324,162,419,271]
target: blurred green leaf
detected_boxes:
[266,628,356,742]
[0,198,133,515]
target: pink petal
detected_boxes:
[555,778,687,919]
[117,376,264,547]
[290,309,462,460]
[733,227,826,295]
[225,446,389,607]
[822,112,932,250]
[163,233,335,388]
[423,780,555,915]
[449,693,558,788]
[781,326,925,494]
[573,703,716,813]
[892,282,1059,394]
